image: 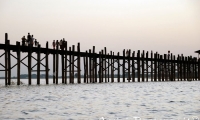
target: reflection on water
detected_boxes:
[0,79,200,120]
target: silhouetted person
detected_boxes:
[60,39,63,50]
[56,40,59,49]
[21,36,26,46]
[31,35,35,46]
[63,39,66,50]
[34,39,38,47]
[27,33,31,46]
[52,40,56,49]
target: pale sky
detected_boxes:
[0,0,200,77]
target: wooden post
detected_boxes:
[37,44,41,85]
[194,58,197,80]
[53,52,55,83]
[170,53,173,81]
[128,50,131,82]
[7,40,11,85]
[69,47,72,83]
[77,43,81,83]
[142,50,144,82]
[94,46,97,83]
[89,49,92,83]
[16,42,20,85]
[56,44,59,84]
[99,51,102,83]
[154,53,157,82]
[104,47,107,83]
[86,51,89,83]
[117,52,120,82]
[177,55,180,81]
[65,41,68,84]
[101,50,104,82]
[111,52,114,82]
[164,54,167,81]
[180,54,183,81]
[46,42,49,84]
[137,50,140,82]
[173,55,176,81]
[123,50,125,82]
[161,55,164,81]
[62,49,64,83]
[146,51,149,82]
[132,51,135,82]
[151,51,153,82]
[28,43,32,85]
[167,53,170,81]
[84,56,86,83]
[92,46,95,83]
[107,53,110,82]
[198,58,200,80]
[72,45,75,83]
[183,57,186,81]
[4,33,8,86]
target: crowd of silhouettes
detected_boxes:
[21,33,38,47]
[52,38,67,50]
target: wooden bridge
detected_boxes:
[0,33,199,86]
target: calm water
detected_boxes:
[0,79,200,120]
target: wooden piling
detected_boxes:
[86,51,89,83]
[117,52,120,82]
[56,45,59,84]
[37,44,41,85]
[7,40,11,85]
[69,47,72,83]
[146,51,149,82]
[154,53,157,82]
[94,46,97,83]
[89,49,92,83]
[142,50,145,82]
[158,54,161,82]
[99,51,102,83]
[28,44,32,85]
[132,51,135,82]
[127,50,131,82]
[93,46,95,83]
[104,47,107,83]
[198,58,200,80]
[161,55,164,81]
[151,51,153,82]
[65,41,68,84]
[77,43,81,83]
[164,54,167,81]
[72,45,75,83]
[170,53,173,81]
[62,49,64,83]
[45,42,49,84]
[137,50,140,82]
[16,42,20,85]
[180,54,183,81]
[111,52,114,83]
[53,52,55,83]
[183,57,186,81]
[4,33,8,86]
[123,50,125,82]
[107,53,110,82]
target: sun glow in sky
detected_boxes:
[0,0,199,76]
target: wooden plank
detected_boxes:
[117,52,120,82]
[45,42,49,84]
[137,50,140,82]
[5,33,8,86]
[123,50,125,82]
[132,51,135,82]
[104,47,107,83]
[16,42,20,85]
[77,43,81,83]
[37,44,41,85]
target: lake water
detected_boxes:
[0,79,199,120]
